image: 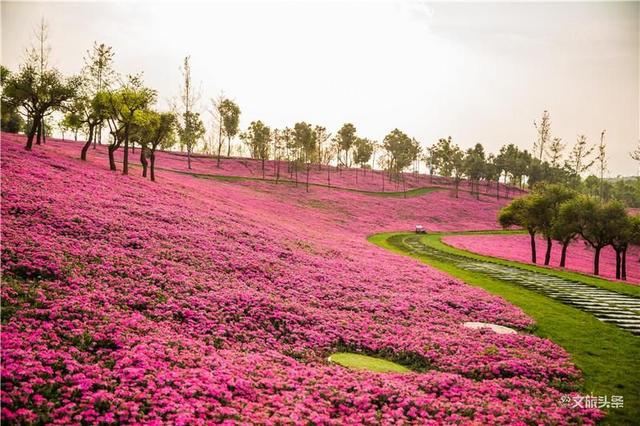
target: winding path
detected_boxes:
[400,235,640,336]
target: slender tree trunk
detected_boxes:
[25,120,38,151]
[544,237,552,266]
[529,231,537,264]
[108,144,118,171]
[306,164,310,192]
[74,130,78,141]
[187,148,192,170]
[81,126,95,161]
[227,136,231,157]
[150,150,157,182]
[42,119,46,144]
[262,158,265,179]
[621,246,627,280]
[560,241,569,268]
[615,249,621,279]
[327,166,331,188]
[593,246,601,275]
[123,127,130,175]
[141,147,148,177]
[36,120,42,145]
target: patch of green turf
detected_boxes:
[368,232,640,425]
[329,352,411,373]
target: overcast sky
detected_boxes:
[2,1,639,175]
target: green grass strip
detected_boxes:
[329,352,411,373]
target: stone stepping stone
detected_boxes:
[463,322,518,335]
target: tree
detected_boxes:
[334,123,357,167]
[25,17,52,145]
[609,210,632,280]
[463,143,486,199]
[136,110,176,182]
[572,197,624,276]
[382,129,420,197]
[103,75,156,173]
[533,110,551,162]
[175,56,202,168]
[596,130,607,200]
[240,120,271,178]
[547,137,564,168]
[293,122,316,191]
[177,111,205,169]
[553,198,582,268]
[353,137,373,183]
[83,42,115,147]
[531,183,577,265]
[314,125,331,170]
[499,196,542,263]
[449,144,465,198]
[218,99,240,160]
[3,65,80,150]
[567,134,595,177]
[0,66,25,133]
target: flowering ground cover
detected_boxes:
[1,132,602,424]
[442,234,640,284]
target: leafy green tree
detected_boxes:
[382,129,420,196]
[0,66,25,133]
[3,65,80,150]
[102,75,156,173]
[463,143,486,199]
[499,196,543,263]
[218,99,240,162]
[610,211,632,280]
[240,120,271,178]
[61,107,83,141]
[553,198,583,268]
[531,183,577,265]
[293,122,316,191]
[334,123,357,167]
[313,125,331,171]
[353,137,373,182]
[178,111,205,169]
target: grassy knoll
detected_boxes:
[368,232,640,425]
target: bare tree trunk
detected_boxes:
[544,237,552,266]
[529,231,537,264]
[187,149,192,169]
[615,249,621,279]
[36,120,42,145]
[108,144,118,171]
[81,126,95,161]
[123,126,130,175]
[593,246,601,275]
[560,241,569,268]
[140,146,148,178]
[306,164,310,192]
[621,246,627,280]
[25,120,38,151]
[150,150,157,182]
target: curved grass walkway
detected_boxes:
[369,231,640,425]
[329,353,411,373]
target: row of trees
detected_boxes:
[499,183,640,280]
[2,21,639,203]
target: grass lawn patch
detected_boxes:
[329,352,411,373]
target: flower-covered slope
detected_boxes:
[442,234,640,284]
[1,133,601,424]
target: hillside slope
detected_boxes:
[1,134,601,424]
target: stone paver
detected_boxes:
[403,236,640,336]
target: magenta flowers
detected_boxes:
[1,133,602,424]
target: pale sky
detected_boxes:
[2,1,639,176]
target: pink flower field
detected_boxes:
[442,234,640,285]
[1,132,602,424]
